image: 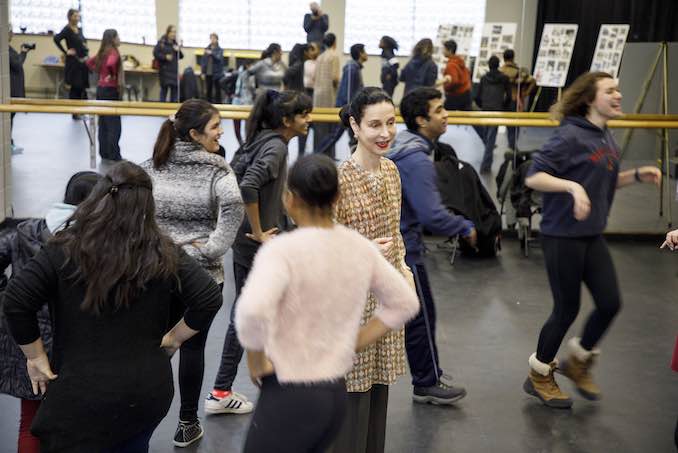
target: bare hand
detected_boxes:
[246,227,279,243]
[373,237,394,255]
[464,228,478,248]
[204,49,212,55]
[660,229,678,251]
[249,356,274,388]
[166,53,173,61]
[569,183,591,221]
[160,333,181,357]
[638,166,661,186]
[66,48,77,56]
[26,354,57,395]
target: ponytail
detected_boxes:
[151,99,219,168]
[245,90,312,144]
[152,119,177,168]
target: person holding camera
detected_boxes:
[303,2,329,45]
[8,25,33,153]
[54,8,89,115]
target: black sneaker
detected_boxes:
[173,419,204,448]
[413,380,467,405]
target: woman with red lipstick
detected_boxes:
[331,87,413,453]
[522,72,661,409]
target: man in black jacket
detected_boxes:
[303,2,329,45]
[475,55,511,173]
[8,26,32,153]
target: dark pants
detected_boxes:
[536,235,622,363]
[96,87,122,161]
[213,262,250,391]
[444,91,471,111]
[313,122,336,159]
[160,84,178,102]
[481,126,498,172]
[405,261,443,388]
[19,399,40,453]
[205,75,222,104]
[101,426,157,453]
[327,384,388,453]
[243,375,347,453]
[507,100,518,149]
[69,85,87,119]
[10,112,15,145]
[234,120,244,145]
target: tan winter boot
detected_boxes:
[523,353,573,409]
[559,337,601,400]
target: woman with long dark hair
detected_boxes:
[523,72,661,408]
[141,99,244,447]
[87,29,123,161]
[330,87,413,453]
[2,161,223,452]
[205,89,312,416]
[237,154,419,452]
[154,25,184,102]
[379,35,399,97]
[399,38,436,95]
[53,8,89,116]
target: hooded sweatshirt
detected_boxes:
[527,116,620,237]
[232,129,290,267]
[399,56,437,95]
[388,130,474,264]
[475,68,511,111]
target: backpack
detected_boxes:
[435,149,501,257]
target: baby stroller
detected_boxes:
[496,150,542,257]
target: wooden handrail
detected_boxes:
[3,100,678,127]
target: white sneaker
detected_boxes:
[204,390,253,415]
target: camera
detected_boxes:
[22,43,36,51]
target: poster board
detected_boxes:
[533,24,578,88]
[433,23,475,69]
[590,24,630,78]
[472,22,518,82]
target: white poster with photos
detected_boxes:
[590,24,630,78]
[433,23,475,69]
[472,22,518,82]
[533,23,578,88]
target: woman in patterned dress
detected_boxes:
[331,87,415,453]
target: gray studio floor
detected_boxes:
[0,113,677,452]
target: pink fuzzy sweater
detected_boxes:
[235,225,420,383]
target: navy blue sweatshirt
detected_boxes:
[389,130,474,264]
[527,116,620,237]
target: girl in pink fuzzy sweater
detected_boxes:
[235,154,419,453]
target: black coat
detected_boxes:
[400,56,437,95]
[53,25,89,89]
[475,69,511,111]
[153,37,184,87]
[0,218,53,400]
[9,46,26,98]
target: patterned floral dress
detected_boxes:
[334,157,411,393]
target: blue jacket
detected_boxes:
[399,56,437,95]
[200,45,225,80]
[335,60,363,107]
[527,116,620,237]
[388,130,474,264]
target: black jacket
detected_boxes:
[153,37,184,86]
[9,46,26,98]
[53,25,89,89]
[0,218,53,400]
[475,69,511,111]
[3,244,222,452]
[303,13,329,43]
[231,130,289,267]
[380,50,399,97]
[399,56,437,95]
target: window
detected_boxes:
[10,0,79,35]
[179,0,310,51]
[344,0,486,55]
[81,0,157,44]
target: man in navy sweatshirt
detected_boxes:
[388,87,476,405]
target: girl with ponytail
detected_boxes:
[141,99,244,447]
[205,89,312,416]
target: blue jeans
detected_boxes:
[96,86,122,160]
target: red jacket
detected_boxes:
[443,55,471,96]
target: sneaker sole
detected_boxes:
[173,430,204,448]
[412,389,467,405]
[522,377,573,409]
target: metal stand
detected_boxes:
[83,114,97,169]
[619,42,671,226]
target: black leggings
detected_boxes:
[536,235,621,363]
[244,375,347,453]
[177,283,221,421]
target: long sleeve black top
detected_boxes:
[3,243,222,452]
